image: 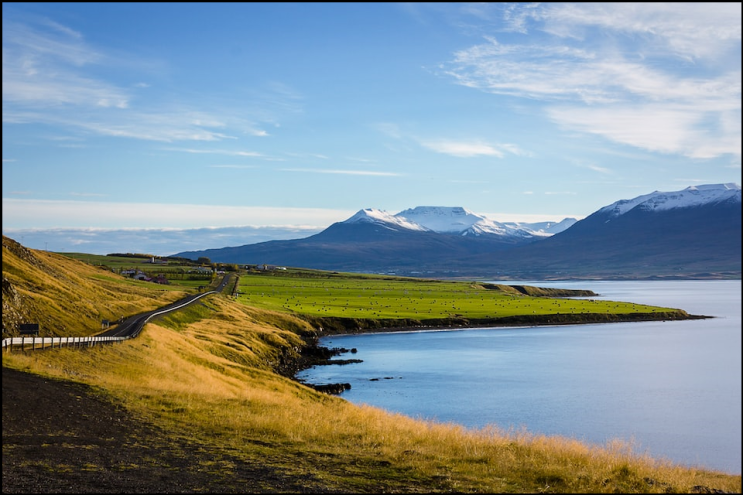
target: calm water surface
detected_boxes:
[297,280,742,474]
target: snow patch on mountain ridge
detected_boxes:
[504,218,578,235]
[599,183,741,218]
[343,208,430,231]
[345,206,559,238]
[395,206,502,233]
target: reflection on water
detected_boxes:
[297,280,742,474]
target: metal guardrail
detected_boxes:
[2,335,126,351]
[2,290,219,352]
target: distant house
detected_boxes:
[152,274,169,285]
[121,269,136,276]
[133,271,150,281]
[145,256,168,265]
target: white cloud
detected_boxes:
[208,164,257,169]
[3,19,129,108]
[548,104,741,159]
[281,168,402,177]
[168,148,263,157]
[2,16,288,143]
[421,139,529,158]
[585,164,612,175]
[443,3,742,160]
[2,225,325,256]
[421,140,503,157]
[2,198,355,229]
[536,3,741,61]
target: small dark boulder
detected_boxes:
[311,383,351,394]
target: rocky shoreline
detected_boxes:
[284,310,710,394]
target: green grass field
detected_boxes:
[235,270,677,321]
[61,252,181,267]
[61,252,216,287]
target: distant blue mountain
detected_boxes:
[173,184,741,279]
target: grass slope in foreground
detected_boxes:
[4,294,738,493]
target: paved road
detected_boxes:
[98,273,233,339]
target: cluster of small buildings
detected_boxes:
[120,269,169,285]
[255,264,286,271]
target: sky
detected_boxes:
[2,2,741,256]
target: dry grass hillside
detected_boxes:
[2,235,741,493]
[2,235,188,338]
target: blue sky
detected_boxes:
[3,3,741,255]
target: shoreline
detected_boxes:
[311,313,713,338]
[286,310,711,390]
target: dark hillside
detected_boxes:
[175,221,526,271]
[458,200,742,279]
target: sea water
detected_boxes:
[296,280,742,474]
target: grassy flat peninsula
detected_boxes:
[234,268,701,335]
[3,240,738,493]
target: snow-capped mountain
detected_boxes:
[463,183,741,279]
[173,183,740,278]
[343,208,429,231]
[503,218,578,236]
[394,206,535,238]
[345,206,575,239]
[598,183,741,218]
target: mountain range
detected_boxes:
[173,184,741,279]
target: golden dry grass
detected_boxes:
[4,294,740,493]
[3,236,740,492]
[3,237,188,337]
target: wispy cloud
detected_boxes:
[535,3,741,61]
[281,168,402,177]
[442,3,742,159]
[208,164,258,169]
[548,104,741,159]
[2,16,286,143]
[422,140,504,157]
[3,19,128,108]
[168,148,263,157]
[421,139,529,158]
[585,164,612,175]
[375,122,404,139]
